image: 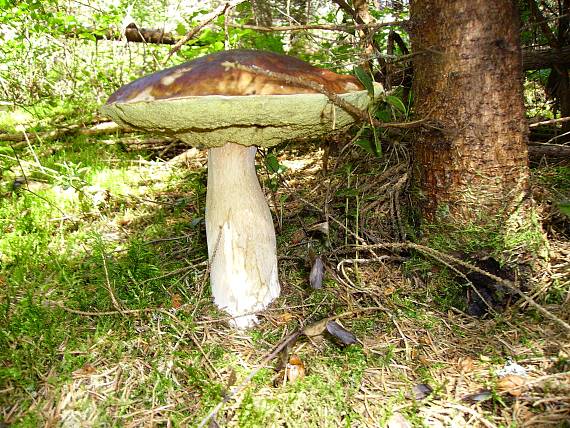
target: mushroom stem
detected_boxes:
[206,143,280,328]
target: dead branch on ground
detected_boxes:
[1,122,133,146]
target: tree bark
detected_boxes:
[528,144,570,161]
[409,1,531,226]
[522,46,570,71]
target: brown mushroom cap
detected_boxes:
[101,49,381,148]
[107,49,363,103]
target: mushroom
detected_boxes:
[101,49,380,328]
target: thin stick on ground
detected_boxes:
[341,242,570,334]
[101,252,126,315]
[45,300,153,316]
[196,331,301,428]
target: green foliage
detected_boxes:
[354,66,375,96]
[262,151,288,192]
[1,2,566,427]
[0,130,214,423]
[536,166,570,191]
[354,137,380,156]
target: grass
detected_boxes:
[1,110,569,426]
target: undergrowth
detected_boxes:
[1,110,569,427]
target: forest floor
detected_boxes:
[1,113,569,427]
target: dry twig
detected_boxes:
[165,0,247,63]
[339,242,570,334]
[227,20,407,33]
[222,61,429,130]
[529,116,570,127]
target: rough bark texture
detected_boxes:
[410,0,530,223]
[522,46,570,71]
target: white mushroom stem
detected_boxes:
[205,142,280,328]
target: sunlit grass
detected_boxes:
[1,126,569,427]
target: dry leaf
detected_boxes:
[80,364,96,375]
[462,389,492,403]
[226,368,237,389]
[326,321,358,346]
[276,312,294,324]
[171,293,183,309]
[309,256,325,289]
[497,374,526,396]
[302,318,329,337]
[222,368,237,398]
[459,356,475,373]
[117,217,132,227]
[412,383,433,400]
[273,369,286,387]
[308,221,329,235]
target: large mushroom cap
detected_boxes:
[107,49,364,101]
[101,49,381,148]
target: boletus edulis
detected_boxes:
[102,49,380,327]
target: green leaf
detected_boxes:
[354,66,374,96]
[375,108,391,122]
[265,153,287,174]
[386,95,407,114]
[355,138,381,157]
[558,203,570,219]
[176,23,187,36]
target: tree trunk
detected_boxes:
[522,46,570,71]
[409,1,533,241]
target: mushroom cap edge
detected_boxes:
[101,85,382,148]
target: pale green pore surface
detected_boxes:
[101,86,382,148]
